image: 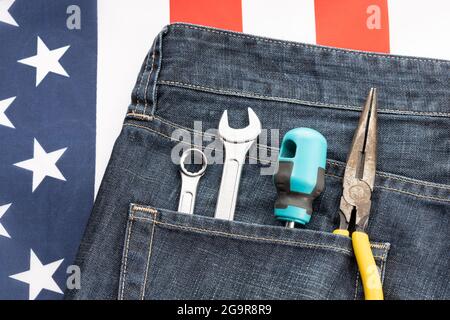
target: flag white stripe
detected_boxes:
[242,0,316,44]
[388,0,450,60]
[95,0,170,194]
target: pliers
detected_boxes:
[333,88,384,300]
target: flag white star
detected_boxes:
[0,96,15,128]
[9,249,64,300]
[14,138,67,192]
[0,203,12,238]
[0,0,18,27]
[18,36,70,86]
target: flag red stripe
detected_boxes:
[315,0,390,53]
[170,0,243,32]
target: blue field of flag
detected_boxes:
[0,0,97,299]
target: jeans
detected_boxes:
[66,23,450,300]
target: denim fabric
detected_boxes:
[65,23,450,300]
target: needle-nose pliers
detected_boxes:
[333,88,384,300]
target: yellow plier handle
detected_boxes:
[352,231,383,300]
[333,229,384,300]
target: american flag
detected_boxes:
[0,0,449,300]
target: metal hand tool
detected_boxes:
[214,108,261,220]
[334,88,383,300]
[178,148,207,214]
[274,128,327,228]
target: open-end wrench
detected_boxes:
[178,148,208,214]
[214,108,262,220]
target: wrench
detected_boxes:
[214,108,261,220]
[178,148,208,214]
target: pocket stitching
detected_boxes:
[119,217,134,300]
[140,214,157,300]
[353,272,359,300]
[380,244,390,285]
[130,214,354,256]
[130,214,389,260]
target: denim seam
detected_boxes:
[128,113,154,121]
[130,214,391,259]
[155,115,279,151]
[354,272,359,300]
[133,45,153,115]
[123,118,450,190]
[375,172,450,190]
[135,215,352,255]
[126,113,279,151]
[150,30,164,116]
[370,243,390,250]
[123,123,263,162]
[380,247,389,285]
[380,186,449,203]
[326,173,450,203]
[157,80,450,118]
[379,259,385,287]
[331,162,450,190]
[379,260,384,283]
[122,123,450,202]
[316,182,327,223]
[171,23,450,65]
[124,115,450,191]
[129,205,389,257]
[119,217,134,300]
[142,49,156,116]
[130,203,389,260]
[125,116,450,190]
[127,117,450,190]
[140,212,156,300]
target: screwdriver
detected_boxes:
[273,128,327,228]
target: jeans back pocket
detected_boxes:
[118,204,390,300]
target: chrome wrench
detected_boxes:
[214,108,261,220]
[178,148,208,214]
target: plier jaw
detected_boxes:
[334,88,383,300]
[338,88,377,233]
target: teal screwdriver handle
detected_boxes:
[274,128,327,226]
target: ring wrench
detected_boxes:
[178,148,208,214]
[214,108,261,220]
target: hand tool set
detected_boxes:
[176,88,383,300]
